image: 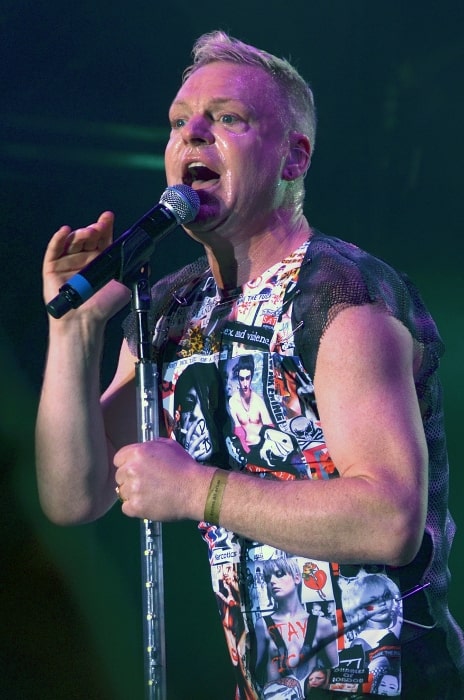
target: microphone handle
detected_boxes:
[46,204,176,319]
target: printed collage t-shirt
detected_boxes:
[155,241,403,698]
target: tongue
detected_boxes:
[190,165,220,187]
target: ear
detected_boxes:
[282,132,311,181]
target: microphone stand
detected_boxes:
[132,266,166,700]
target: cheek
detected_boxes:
[221,137,272,183]
[217,170,235,202]
[164,138,182,181]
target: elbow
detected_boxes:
[382,501,426,567]
[41,508,101,527]
[39,501,88,527]
[387,532,423,568]
[38,490,103,527]
[36,470,114,526]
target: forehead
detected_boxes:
[171,61,282,113]
[359,582,387,599]
[267,561,288,574]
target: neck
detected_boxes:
[275,597,306,617]
[204,214,312,290]
[240,391,251,409]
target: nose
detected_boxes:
[182,114,214,146]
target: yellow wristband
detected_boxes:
[204,469,229,524]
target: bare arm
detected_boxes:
[114,304,428,567]
[35,213,133,525]
[214,305,428,565]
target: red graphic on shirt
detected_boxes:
[302,561,327,598]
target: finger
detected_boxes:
[45,225,74,262]
[64,211,115,255]
[188,431,209,457]
[113,442,135,468]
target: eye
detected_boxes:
[215,112,249,132]
[274,569,286,578]
[171,117,186,129]
[181,396,196,412]
[219,113,238,124]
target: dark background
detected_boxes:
[1,2,463,698]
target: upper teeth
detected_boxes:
[188,162,206,169]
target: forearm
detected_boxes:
[190,467,425,567]
[35,320,116,525]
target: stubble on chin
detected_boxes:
[187,189,224,229]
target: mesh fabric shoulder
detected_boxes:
[122,255,209,357]
[292,230,444,390]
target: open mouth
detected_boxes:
[183,162,220,188]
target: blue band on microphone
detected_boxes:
[67,273,93,301]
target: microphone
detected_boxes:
[46,184,200,319]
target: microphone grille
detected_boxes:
[160,185,200,225]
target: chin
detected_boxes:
[182,215,214,240]
[191,190,224,225]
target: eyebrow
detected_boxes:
[170,97,250,112]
